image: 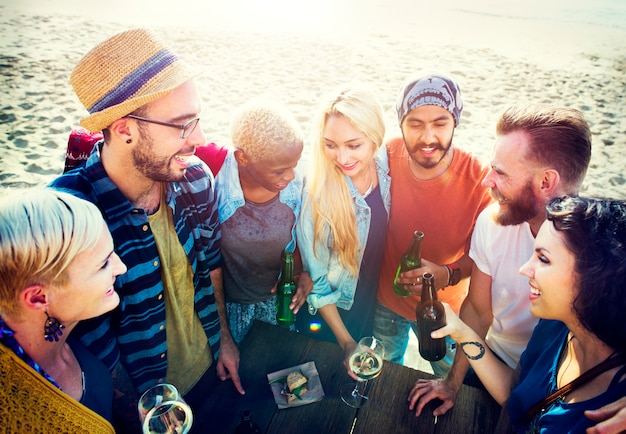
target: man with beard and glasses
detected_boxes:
[408,103,594,423]
[373,72,492,377]
[49,29,243,433]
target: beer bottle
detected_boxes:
[234,409,261,434]
[276,250,296,327]
[416,272,447,361]
[393,230,424,296]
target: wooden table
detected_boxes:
[194,321,503,433]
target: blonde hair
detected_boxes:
[230,99,303,161]
[0,188,105,318]
[305,85,385,276]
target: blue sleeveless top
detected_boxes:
[508,319,626,433]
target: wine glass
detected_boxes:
[138,383,194,434]
[340,336,384,408]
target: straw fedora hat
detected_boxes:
[70,28,198,132]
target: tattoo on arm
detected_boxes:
[460,341,486,360]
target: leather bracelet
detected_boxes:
[443,264,452,287]
[460,341,486,360]
[444,262,461,286]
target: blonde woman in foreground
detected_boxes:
[0,188,126,433]
[296,85,390,379]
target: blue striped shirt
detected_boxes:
[49,142,223,393]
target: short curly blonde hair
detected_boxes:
[230,99,303,161]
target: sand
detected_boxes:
[0,2,624,372]
[1,3,625,198]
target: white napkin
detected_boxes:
[267,361,325,409]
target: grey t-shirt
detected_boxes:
[221,195,294,304]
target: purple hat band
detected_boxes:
[396,74,463,126]
[88,50,179,114]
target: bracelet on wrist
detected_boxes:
[460,341,486,360]
[444,262,461,286]
[443,264,452,287]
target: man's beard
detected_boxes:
[492,180,543,226]
[407,134,453,170]
[132,134,185,182]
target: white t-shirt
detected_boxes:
[469,203,539,368]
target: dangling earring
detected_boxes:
[44,311,65,342]
[126,138,132,144]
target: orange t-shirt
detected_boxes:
[377,137,492,319]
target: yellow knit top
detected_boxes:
[0,343,115,433]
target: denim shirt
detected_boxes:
[214,151,303,253]
[297,146,391,312]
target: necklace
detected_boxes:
[361,163,375,197]
[557,333,575,389]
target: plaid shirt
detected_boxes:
[49,142,223,393]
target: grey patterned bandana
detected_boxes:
[396,72,463,126]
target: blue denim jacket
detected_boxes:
[297,146,390,312]
[214,151,303,252]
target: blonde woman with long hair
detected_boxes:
[296,85,390,378]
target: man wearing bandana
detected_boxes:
[373,72,492,377]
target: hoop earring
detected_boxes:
[44,311,65,342]
[126,138,132,144]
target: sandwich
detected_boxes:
[285,370,308,403]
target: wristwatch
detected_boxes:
[444,263,462,286]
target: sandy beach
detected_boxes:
[1,1,625,198]
[0,1,624,373]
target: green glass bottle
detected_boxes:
[393,231,425,296]
[276,251,296,327]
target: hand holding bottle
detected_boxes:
[270,271,312,313]
[393,231,424,296]
[429,303,480,345]
[394,258,449,296]
[276,251,296,327]
[271,256,312,315]
[290,271,313,314]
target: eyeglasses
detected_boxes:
[127,114,200,139]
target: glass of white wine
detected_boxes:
[137,383,193,434]
[340,336,384,408]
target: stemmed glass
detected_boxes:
[138,383,194,434]
[340,336,384,408]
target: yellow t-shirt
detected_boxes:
[148,190,213,394]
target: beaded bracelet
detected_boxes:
[460,341,486,360]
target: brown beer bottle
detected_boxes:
[393,231,425,296]
[276,251,296,327]
[416,272,447,361]
[234,409,261,434]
